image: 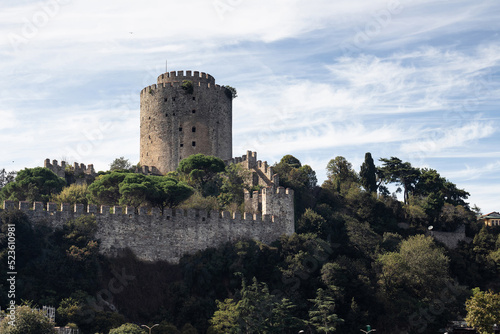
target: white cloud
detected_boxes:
[400,122,496,154]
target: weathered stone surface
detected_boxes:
[140,71,233,174]
[1,200,294,264]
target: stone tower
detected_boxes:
[140,70,232,174]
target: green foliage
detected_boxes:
[360,152,377,193]
[88,172,193,209]
[52,183,89,206]
[109,323,145,334]
[0,168,16,190]
[0,167,65,202]
[110,157,133,171]
[181,80,194,94]
[326,156,358,193]
[210,277,301,333]
[308,288,343,333]
[217,164,248,210]
[0,152,489,334]
[0,305,56,334]
[224,85,237,99]
[297,208,327,236]
[177,154,225,196]
[87,172,128,205]
[273,155,317,216]
[378,157,419,205]
[465,288,500,334]
[119,173,156,208]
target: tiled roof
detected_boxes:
[479,212,500,219]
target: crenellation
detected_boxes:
[61,203,71,212]
[152,207,162,216]
[88,204,98,214]
[1,200,294,263]
[75,204,84,213]
[47,202,57,212]
[34,202,44,211]
[125,206,135,215]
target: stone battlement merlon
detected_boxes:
[1,200,276,223]
[157,70,216,85]
[225,151,277,187]
[140,81,227,96]
[44,158,96,177]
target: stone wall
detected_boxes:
[1,200,294,264]
[140,70,233,174]
[44,159,96,185]
[427,225,471,249]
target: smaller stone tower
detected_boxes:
[140,70,233,174]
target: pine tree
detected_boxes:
[359,153,377,193]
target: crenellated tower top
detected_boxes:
[157,70,216,85]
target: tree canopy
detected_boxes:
[0,305,56,334]
[0,167,65,202]
[465,288,500,334]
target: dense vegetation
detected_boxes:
[0,154,499,334]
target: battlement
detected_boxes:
[1,200,293,263]
[157,70,215,85]
[44,158,96,178]
[135,165,162,176]
[1,200,275,221]
[140,81,227,96]
[226,151,278,187]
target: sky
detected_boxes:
[1,0,499,213]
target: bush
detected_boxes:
[109,322,144,334]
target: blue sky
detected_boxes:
[1,0,499,213]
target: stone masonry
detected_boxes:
[1,197,294,264]
[140,71,233,174]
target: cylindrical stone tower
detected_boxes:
[140,70,233,174]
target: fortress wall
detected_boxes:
[225,151,277,187]
[427,225,470,249]
[1,201,293,264]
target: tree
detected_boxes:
[110,157,132,171]
[0,168,16,190]
[378,157,419,205]
[87,172,128,205]
[0,305,56,334]
[177,154,225,195]
[465,288,500,334]
[0,167,65,203]
[308,288,343,333]
[360,153,377,193]
[119,173,156,208]
[326,156,358,192]
[109,323,144,334]
[376,235,463,332]
[51,183,89,206]
[273,155,318,215]
[150,176,194,210]
[210,277,301,333]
